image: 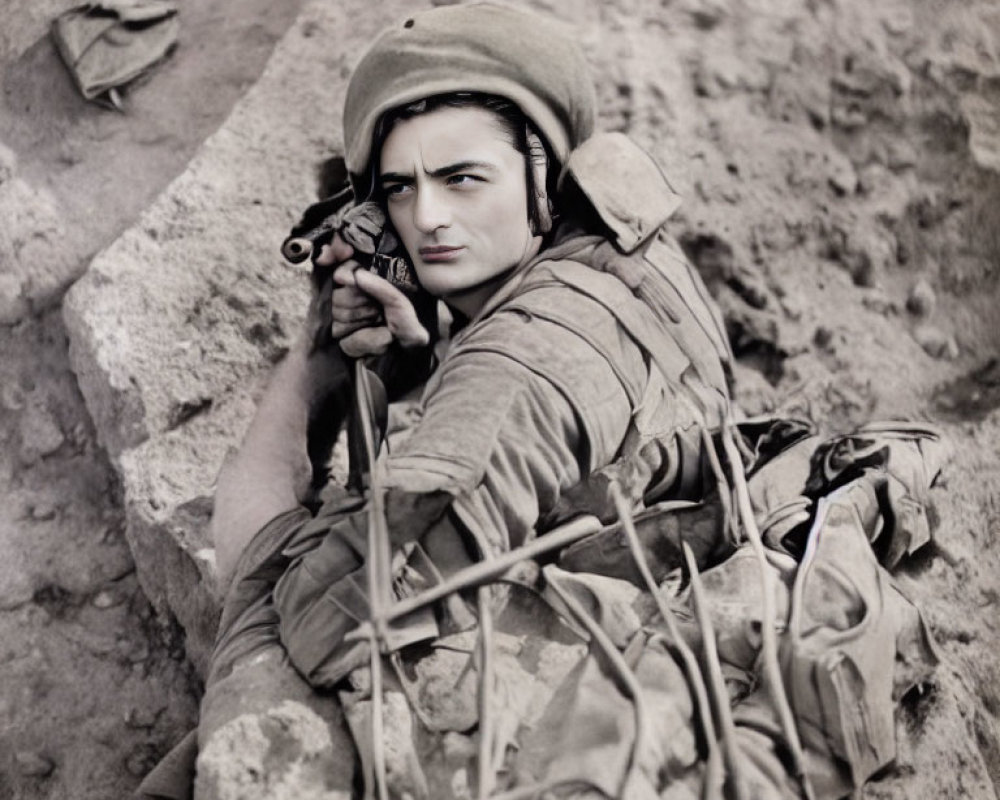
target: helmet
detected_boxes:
[343,3,596,191]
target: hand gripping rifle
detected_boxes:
[280,180,433,496]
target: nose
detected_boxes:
[411,183,451,233]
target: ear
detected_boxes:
[526,127,553,235]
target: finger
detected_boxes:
[341,326,393,358]
[331,284,377,311]
[333,304,382,324]
[314,233,355,267]
[331,318,372,340]
[354,270,430,348]
[332,261,364,287]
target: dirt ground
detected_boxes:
[1,0,998,798]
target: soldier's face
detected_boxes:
[379,105,542,318]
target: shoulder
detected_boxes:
[451,260,647,403]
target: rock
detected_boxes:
[0,177,79,322]
[767,52,832,128]
[119,636,150,663]
[885,137,918,171]
[1,380,26,411]
[845,248,876,287]
[28,497,58,521]
[730,263,771,310]
[961,88,1000,173]
[827,151,859,196]
[62,0,424,675]
[831,103,868,130]
[907,279,937,317]
[861,289,900,316]
[914,324,960,360]
[693,47,768,97]
[15,751,56,778]
[125,705,164,729]
[0,272,28,325]
[880,4,914,36]
[678,0,726,30]
[0,535,36,611]
[18,401,65,463]
[124,743,160,778]
[832,48,910,99]
[814,326,834,349]
[91,589,122,609]
[840,224,896,287]
[778,127,858,196]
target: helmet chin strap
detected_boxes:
[526,127,553,235]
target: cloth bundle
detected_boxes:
[51,0,179,108]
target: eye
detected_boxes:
[383,182,412,199]
[446,174,482,188]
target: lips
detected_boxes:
[419,245,464,262]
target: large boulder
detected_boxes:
[63,0,414,674]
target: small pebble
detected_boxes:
[914,324,959,360]
[71,422,89,445]
[16,751,55,778]
[18,403,66,463]
[861,291,899,316]
[121,638,150,663]
[827,152,858,196]
[124,744,158,777]
[813,326,834,348]
[847,251,877,287]
[91,590,118,609]
[29,499,58,521]
[1,383,26,411]
[906,278,936,317]
[125,705,163,729]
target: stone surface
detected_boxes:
[62,0,420,673]
[0,177,79,324]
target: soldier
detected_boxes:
[141,5,941,799]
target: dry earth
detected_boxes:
[0,0,998,798]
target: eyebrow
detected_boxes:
[379,160,499,184]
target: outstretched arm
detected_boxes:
[212,330,350,591]
[212,235,358,591]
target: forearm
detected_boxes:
[213,338,349,589]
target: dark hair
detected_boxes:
[370,92,557,234]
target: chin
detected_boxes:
[414,275,456,298]
[415,266,471,296]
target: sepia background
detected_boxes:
[0,0,998,797]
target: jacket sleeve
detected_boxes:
[383,307,643,558]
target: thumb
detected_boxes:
[354,269,431,348]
